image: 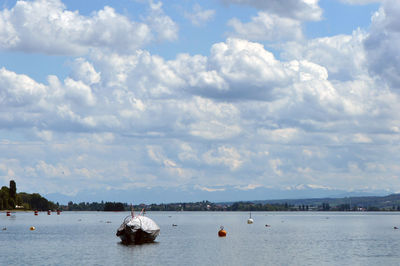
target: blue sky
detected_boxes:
[1,0,400,204]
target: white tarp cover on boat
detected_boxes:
[127,216,160,233]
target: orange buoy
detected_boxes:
[30,226,36,231]
[218,226,227,237]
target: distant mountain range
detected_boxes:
[45,185,391,205]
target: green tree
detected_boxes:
[0,186,10,209]
[9,180,16,202]
[322,203,330,211]
[8,198,15,209]
[19,192,56,211]
[104,202,125,211]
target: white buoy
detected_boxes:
[247,212,254,224]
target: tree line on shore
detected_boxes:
[0,180,57,211]
[3,180,400,212]
[61,200,395,212]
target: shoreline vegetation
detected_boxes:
[1,180,57,211]
[3,180,400,212]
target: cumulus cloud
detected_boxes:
[203,146,243,171]
[0,0,177,55]
[0,37,375,139]
[145,1,178,42]
[339,0,381,4]
[364,0,400,89]
[227,12,303,41]
[36,160,71,178]
[269,158,283,176]
[3,0,400,197]
[195,185,226,192]
[0,67,47,108]
[70,58,101,85]
[220,0,322,21]
[181,38,294,100]
[184,4,215,26]
[183,97,242,140]
[282,30,367,81]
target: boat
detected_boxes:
[116,208,160,245]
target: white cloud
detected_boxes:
[258,128,300,143]
[0,0,177,55]
[282,30,367,81]
[178,143,198,162]
[34,128,53,141]
[203,146,243,171]
[0,36,386,143]
[269,158,283,176]
[364,1,400,89]
[3,0,400,198]
[235,184,262,190]
[70,58,101,85]
[195,185,226,192]
[63,78,96,107]
[36,160,70,178]
[180,97,241,140]
[339,0,381,4]
[146,1,178,42]
[0,67,47,107]
[183,38,293,100]
[353,133,372,143]
[220,0,322,21]
[184,4,215,26]
[227,12,303,41]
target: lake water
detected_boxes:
[1,211,400,265]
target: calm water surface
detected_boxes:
[1,211,400,265]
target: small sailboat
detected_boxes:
[116,207,160,245]
[247,212,254,224]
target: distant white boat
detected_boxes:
[116,208,160,245]
[247,212,254,224]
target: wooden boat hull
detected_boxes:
[116,225,160,245]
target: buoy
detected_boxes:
[47,210,51,215]
[247,212,254,224]
[218,226,227,237]
[34,210,38,216]
[30,226,36,231]
[6,211,11,216]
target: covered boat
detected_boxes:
[116,208,160,245]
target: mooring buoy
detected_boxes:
[218,226,227,237]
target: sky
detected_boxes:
[1,0,400,204]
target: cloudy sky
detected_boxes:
[1,0,399,203]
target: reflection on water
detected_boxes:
[2,211,400,265]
